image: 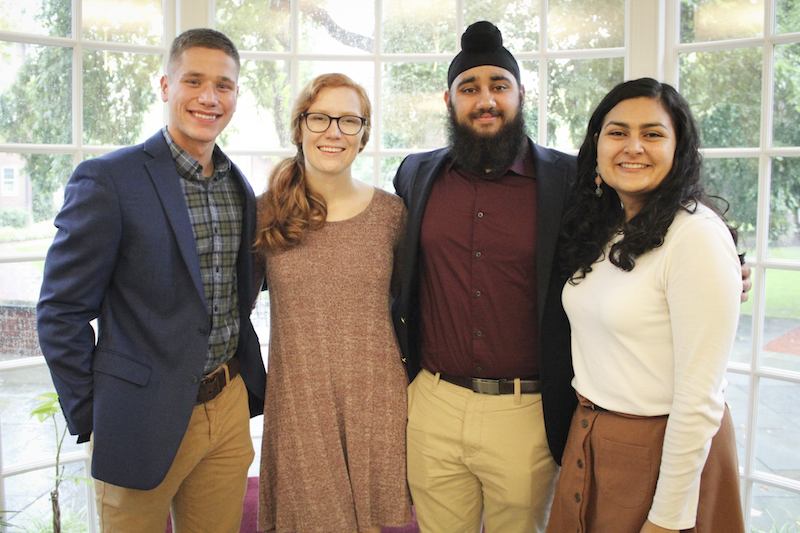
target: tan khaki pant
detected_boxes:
[407,369,559,533]
[93,372,254,533]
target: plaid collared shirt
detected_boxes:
[162,127,242,375]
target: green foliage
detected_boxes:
[29,393,92,533]
[0,219,58,243]
[20,506,89,533]
[0,207,31,228]
[0,0,158,222]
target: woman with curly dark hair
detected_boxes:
[546,78,745,533]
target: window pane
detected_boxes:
[776,0,800,34]
[548,0,624,50]
[382,62,447,150]
[351,155,373,184]
[773,43,800,148]
[83,50,162,146]
[0,0,71,38]
[680,48,762,149]
[761,269,800,373]
[382,0,456,54]
[680,0,764,43]
[463,4,539,52]
[724,371,748,466]
[769,158,800,257]
[755,378,800,483]
[547,57,623,151]
[298,61,375,97]
[229,155,284,198]
[216,0,289,52]
[0,365,86,469]
[702,157,758,254]
[82,0,162,45]
[3,462,91,531]
[750,484,800,533]
[0,43,72,145]
[0,259,49,344]
[520,60,539,144]
[382,156,404,192]
[300,0,374,54]
[0,153,71,224]
[225,60,290,151]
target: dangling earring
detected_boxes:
[594,166,603,197]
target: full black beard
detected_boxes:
[446,99,528,174]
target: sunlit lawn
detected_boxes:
[741,246,800,320]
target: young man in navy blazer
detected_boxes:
[37,28,266,532]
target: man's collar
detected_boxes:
[161,126,231,180]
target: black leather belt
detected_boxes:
[196,357,240,405]
[439,373,541,395]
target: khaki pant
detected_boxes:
[94,371,254,533]
[407,369,559,533]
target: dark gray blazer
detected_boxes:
[37,131,267,490]
[391,138,577,464]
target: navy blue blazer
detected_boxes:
[37,131,267,490]
[391,139,577,464]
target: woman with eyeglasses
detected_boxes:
[253,73,412,533]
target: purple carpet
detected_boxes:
[167,477,421,532]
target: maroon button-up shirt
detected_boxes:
[418,148,539,379]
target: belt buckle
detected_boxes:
[472,378,501,395]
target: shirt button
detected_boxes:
[574,493,581,503]
[190,375,199,384]
[577,459,584,469]
[477,212,484,218]
[476,330,483,337]
[475,251,482,258]
[581,419,588,428]
[475,290,481,297]
[198,326,208,336]
[476,367,482,372]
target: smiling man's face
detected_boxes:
[160,46,239,162]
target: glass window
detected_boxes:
[82,0,163,45]
[382,0,456,54]
[776,0,800,34]
[216,0,288,52]
[381,62,448,150]
[769,157,800,259]
[755,378,800,481]
[679,48,763,149]
[0,0,71,37]
[83,50,163,146]
[0,43,73,145]
[547,57,624,151]
[2,167,14,196]
[548,0,625,50]
[773,43,800,148]
[680,0,765,43]
[464,2,540,52]
[300,0,375,54]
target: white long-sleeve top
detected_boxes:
[563,203,741,530]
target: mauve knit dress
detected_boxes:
[257,188,412,533]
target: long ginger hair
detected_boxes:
[254,73,372,252]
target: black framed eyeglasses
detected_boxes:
[301,112,367,136]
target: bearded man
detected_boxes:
[392,20,578,533]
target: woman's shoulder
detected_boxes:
[666,202,738,256]
[370,187,406,213]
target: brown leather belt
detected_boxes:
[196,357,240,405]
[439,373,541,395]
